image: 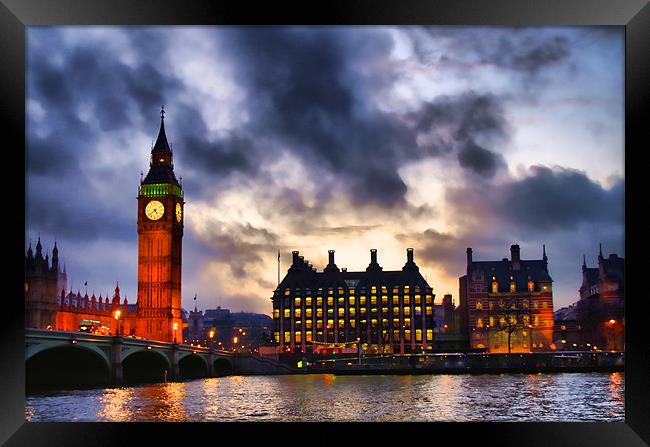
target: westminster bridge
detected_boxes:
[26,328,293,389]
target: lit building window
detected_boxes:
[371,296,377,305]
[523,315,530,326]
[393,288,399,294]
[393,330,400,341]
[415,306,422,316]
[360,296,367,305]
[284,309,290,318]
[284,290,291,296]
[350,320,356,328]
[477,317,483,328]
[306,309,312,318]
[415,329,422,341]
[327,320,334,329]
[338,297,344,305]
[371,319,378,327]
[306,331,312,342]
[492,280,498,293]
[404,296,411,305]
[317,297,323,306]
[533,301,538,309]
[349,308,356,316]
[382,286,387,293]
[489,317,495,327]
[425,295,433,304]
[404,318,411,326]
[327,297,334,306]
[404,307,411,316]
[405,330,411,342]
[317,308,323,318]
[317,320,323,329]
[528,281,534,292]
[338,308,344,317]
[476,301,483,310]
[393,318,400,327]
[499,316,506,326]
[510,282,516,293]
[415,295,421,305]
[360,308,367,315]
[338,319,345,328]
[306,320,312,329]
[327,309,333,315]
[338,288,344,295]
[349,289,355,295]
[295,332,301,343]
[393,295,399,305]
[405,286,410,292]
[273,309,280,318]
[426,329,433,341]
[382,296,388,304]
[349,296,355,305]
[371,308,378,314]
[393,307,400,315]
[534,316,539,326]
[425,306,432,316]
[274,332,280,343]
[328,289,333,295]
[295,297,301,306]
[371,286,377,293]
[542,301,548,309]
[284,332,291,343]
[382,307,388,314]
[306,297,312,306]
[295,309,301,318]
[382,318,388,327]
[295,320,302,327]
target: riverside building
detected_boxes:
[271,248,436,354]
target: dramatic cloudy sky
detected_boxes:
[26,26,624,315]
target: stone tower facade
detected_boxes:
[136,108,185,343]
[25,239,67,329]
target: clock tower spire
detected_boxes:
[136,107,185,343]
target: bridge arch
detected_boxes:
[26,345,111,390]
[178,354,209,379]
[122,349,171,384]
[213,357,233,376]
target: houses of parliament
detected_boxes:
[25,108,185,343]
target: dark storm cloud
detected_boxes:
[492,35,569,75]
[446,165,624,232]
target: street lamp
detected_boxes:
[114,310,121,336]
[208,329,215,349]
[172,322,178,344]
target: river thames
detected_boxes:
[25,372,624,422]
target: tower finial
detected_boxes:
[599,243,603,259]
[582,254,586,268]
[160,105,165,120]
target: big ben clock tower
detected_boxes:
[136,107,184,343]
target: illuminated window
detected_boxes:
[317,320,323,329]
[284,290,291,296]
[284,332,291,343]
[338,308,345,317]
[477,317,483,328]
[405,330,411,342]
[382,318,388,327]
[327,320,334,329]
[404,307,411,316]
[360,308,367,315]
[405,286,410,292]
[349,296,355,305]
[306,331,312,342]
[371,296,377,305]
[425,306,432,316]
[349,308,356,316]
[393,330,400,341]
[561,324,566,331]
[404,296,411,305]
[426,329,433,341]
[273,309,280,318]
[489,317,494,327]
[534,315,539,326]
[338,297,344,305]
[327,309,333,315]
[528,281,534,292]
[338,288,344,295]
[415,306,422,316]
[295,332,301,343]
[295,320,301,327]
[382,286,387,293]
[523,315,530,326]
[489,301,494,310]
[404,318,411,327]
[316,308,323,318]
[274,332,280,343]
[382,307,388,314]
[415,295,421,305]
[371,319,378,327]
[371,286,377,293]
[284,309,290,318]
[393,318,400,327]
[306,320,312,329]
[510,282,516,293]
[295,309,301,318]
[349,288,355,295]
[499,316,506,326]
[317,297,323,306]
[306,297,312,306]
[328,289,333,295]
[295,297,301,306]
[306,309,312,318]
[533,301,538,309]
[393,288,399,293]
[492,281,498,293]
[425,295,433,304]
[327,297,334,306]
[415,329,422,341]
[393,295,399,304]
[350,320,356,328]
[542,301,548,309]
[360,296,367,305]
[476,301,483,310]
[338,319,345,328]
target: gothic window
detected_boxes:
[492,281,499,293]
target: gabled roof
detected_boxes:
[470,258,552,292]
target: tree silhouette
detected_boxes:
[488,295,531,353]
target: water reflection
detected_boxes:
[26,373,624,422]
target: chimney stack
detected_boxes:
[328,250,335,265]
[511,244,521,270]
[370,249,377,264]
[466,247,473,266]
[292,251,299,264]
[407,248,414,263]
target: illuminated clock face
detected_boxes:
[145,200,165,220]
[175,203,182,222]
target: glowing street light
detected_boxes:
[208,329,215,349]
[114,310,121,336]
[172,322,179,344]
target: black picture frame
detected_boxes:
[2,0,649,445]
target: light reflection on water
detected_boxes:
[26,372,624,422]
